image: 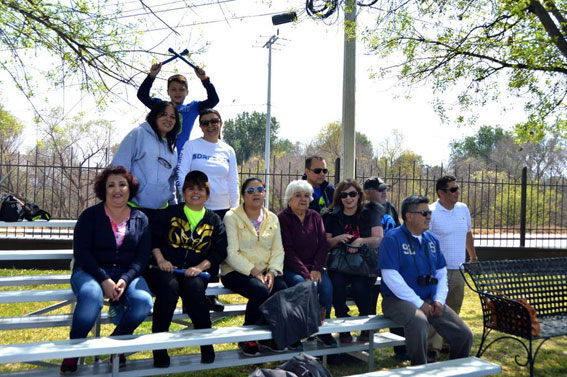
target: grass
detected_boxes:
[1,268,566,376]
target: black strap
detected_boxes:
[402,229,433,276]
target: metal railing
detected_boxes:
[2,152,566,248]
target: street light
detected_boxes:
[262,12,296,208]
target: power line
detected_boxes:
[116,0,236,20]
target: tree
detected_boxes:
[0,0,141,107]
[0,104,23,157]
[223,112,280,164]
[363,0,567,142]
[450,126,508,165]
[312,121,375,162]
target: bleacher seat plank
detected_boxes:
[344,356,501,376]
[0,250,73,261]
[0,220,76,228]
[0,275,70,286]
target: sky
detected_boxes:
[1,0,527,166]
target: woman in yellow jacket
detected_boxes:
[221,177,288,356]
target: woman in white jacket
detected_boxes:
[177,108,239,220]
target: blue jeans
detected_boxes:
[283,269,332,319]
[70,267,153,339]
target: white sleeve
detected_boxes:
[381,269,424,308]
[433,267,448,305]
[227,146,240,208]
[177,141,193,191]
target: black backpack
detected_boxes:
[22,199,51,221]
[0,194,24,222]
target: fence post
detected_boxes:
[334,158,340,186]
[520,166,527,247]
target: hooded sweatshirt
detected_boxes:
[112,122,177,209]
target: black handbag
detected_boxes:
[326,243,379,277]
[0,194,24,222]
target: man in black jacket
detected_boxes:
[303,156,335,214]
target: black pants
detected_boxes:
[150,269,211,333]
[221,271,287,325]
[329,271,375,317]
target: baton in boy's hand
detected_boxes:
[167,47,198,69]
[149,265,210,280]
[161,48,189,65]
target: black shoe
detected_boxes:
[207,295,225,312]
[60,357,78,375]
[358,330,370,343]
[200,345,215,364]
[440,345,450,354]
[288,340,303,351]
[339,332,353,344]
[317,333,337,348]
[258,339,286,352]
[238,341,260,356]
[427,350,438,363]
[153,350,170,368]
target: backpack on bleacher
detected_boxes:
[22,199,51,221]
[0,194,25,222]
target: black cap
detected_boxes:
[363,176,389,190]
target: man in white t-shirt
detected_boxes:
[428,175,478,360]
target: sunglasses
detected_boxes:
[409,210,432,217]
[200,118,221,127]
[339,191,358,199]
[310,168,328,174]
[245,186,266,195]
[444,186,460,193]
[157,157,172,169]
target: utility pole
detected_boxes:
[263,33,279,208]
[341,0,356,180]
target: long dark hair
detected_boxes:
[146,101,180,153]
[329,179,365,217]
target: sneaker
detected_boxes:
[259,339,286,352]
[153,349,170,368]
[288,340,303,351]
[358,330,370,343]
[108,354,126,368]
[207,296,225,312]
[317,334,337,348]
[200,345,215,364]
[339,332,353,344]
[238,341,260,356]
[60,357,78,375]
[427,350,439,363]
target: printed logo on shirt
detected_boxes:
[168,216,214,254]
[402,243,415,255]
[429,241,436,253]
[192,153,229,163]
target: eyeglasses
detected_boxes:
[157,157,172,169]
[444,186,460,193]
[409,210,432,217]
[339,191,358,199]
[309,168,328,174]
[245,186,266,195]
[377,188,389,193]
[200,118,221,127]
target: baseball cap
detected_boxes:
[363,176,389,191]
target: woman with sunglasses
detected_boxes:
[112,101,180,223]
[177,109,239,221]
[220,177,288,356]
[324,179,384,344]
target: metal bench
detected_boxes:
[343,356,501,376]
[0,315,404,376]
[461,257,567,377]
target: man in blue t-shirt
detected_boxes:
[378,195,473,365]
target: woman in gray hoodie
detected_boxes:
[112,101,180,222]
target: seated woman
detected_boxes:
[221,177,288,356]
[324,179,384,344]
[149,170,227,368]
[277,180,337,348]
[60,166,153,375]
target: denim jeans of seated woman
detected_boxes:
[69,267,153,339]
[283,269,332,319]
